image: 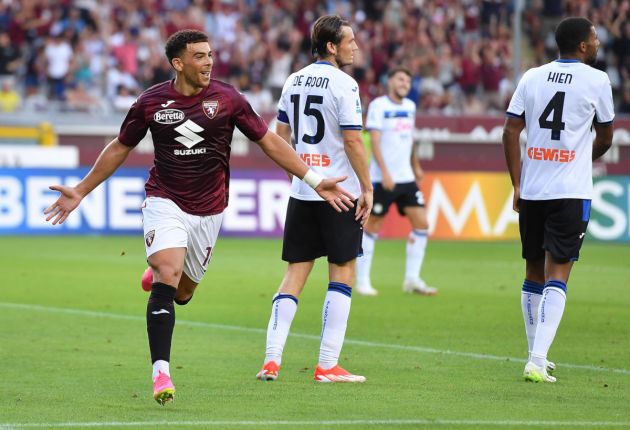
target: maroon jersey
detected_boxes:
[118,79,268,215]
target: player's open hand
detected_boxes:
[414,168,424,190]
[315,176,355,212]
[44,185,83,225]
[382,172,395,191]
[355,189,373,226]
[512,186,520,213]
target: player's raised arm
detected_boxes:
[502,116,525,212]
[44,138,133,225]
[342,128,373,225]
[255,130,355,212]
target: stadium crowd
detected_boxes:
[1,0,629,115]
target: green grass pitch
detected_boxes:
[1,236,629,429]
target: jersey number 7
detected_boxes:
[538,91,566,141]
[290,94,325,144]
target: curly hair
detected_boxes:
[165,29,209,65]
[555,17,593,56]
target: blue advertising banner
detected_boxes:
[1,168,629,242]
[0,167,147,235]
[0,168,292,237]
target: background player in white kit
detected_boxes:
[503,17,613,383]
[256,15,372,383]
[356,67,437,297]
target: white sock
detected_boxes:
[405,229,428,280]
[264,294,298,365]
[531,281,567,367]
[357,232,377,286]
[521,279,544,361]
[152,360,170,380]
[319,282,352,369]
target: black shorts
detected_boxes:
[372,181,424,217]
[282,197,363,264]
[519,198,591,262]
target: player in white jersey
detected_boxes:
[356,67,437,297]
[256,15,372,383]
[503,17,613,383]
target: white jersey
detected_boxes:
[507,59,614,200]
[277,61,363,200]
[365,95,416,183]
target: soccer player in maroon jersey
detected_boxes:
[43,29,355,405]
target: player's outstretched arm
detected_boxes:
[502,117,525,213]
[592,122,613,161]
[44,138,133,225]
[275,121,295,182]
[255,130,355,212]
[342,129,373,225]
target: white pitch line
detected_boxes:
[2,419,630,428]
[2,302,629,375]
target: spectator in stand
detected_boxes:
[55,6,88,38]
[64,80,101,112]
[243,80,273,114]
[24,44,45,98]
[0,78,20,113]
[0,31,20,79]
[620,82,630,114]
[267,38,293,101]
[436,44,457,91]
[149,58,174,87]
[611,12,630,84]
[212,0,240,48]
[72,37,93,86]
[3,0,630,115]
[419,66,445,113]
[458,39,482,99]
[480,42,505,112]
[498,65,515,111]
[112,84,137,113]
[111,28,140,78]
[80,27,107,86]
[44,32,74,100]
[357,67,380,109]
[106,60,139,102]
[539,0,565,61]
[406,57,423,106]
[462,85,485,115]
[590,9,610,71]
[0,3,11,31]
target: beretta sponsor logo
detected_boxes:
[154,109,185,124]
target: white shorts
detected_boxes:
[141,196,223,284]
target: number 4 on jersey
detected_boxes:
[538,91,566,140]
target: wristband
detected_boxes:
[303,169,323,189]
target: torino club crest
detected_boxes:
[202,100,219,119]
[145,230,155,247]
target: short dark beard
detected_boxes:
[396,89,408,100]
[585,52,597,66]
